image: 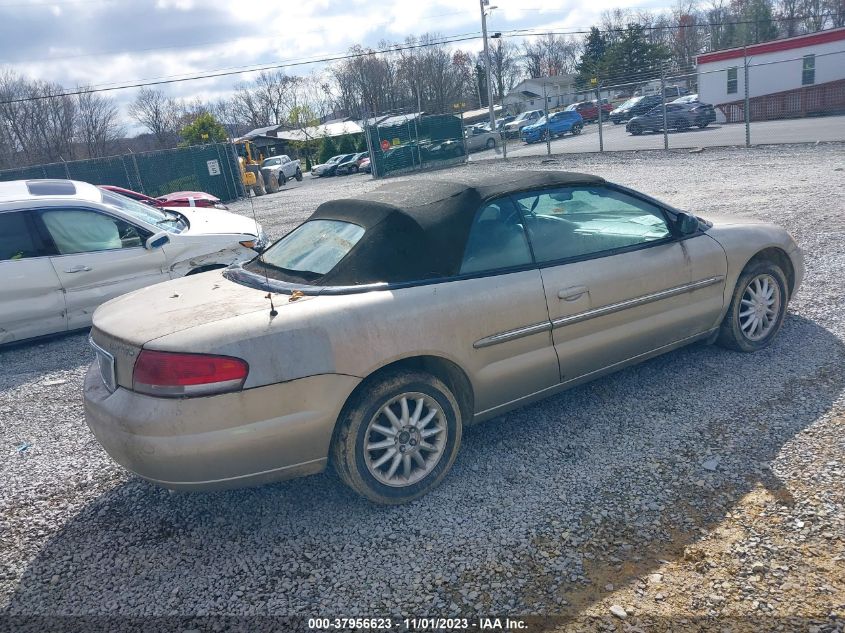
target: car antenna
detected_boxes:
[245,184,278,317]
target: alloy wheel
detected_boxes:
[363,392,448,487]
[739,274,781,341]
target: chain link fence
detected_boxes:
[363,111,467,178]
[0,142,244,202]
[450,50,845,166]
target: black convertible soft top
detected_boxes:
[253,170,605,286]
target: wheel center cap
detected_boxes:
[398,430,411,444]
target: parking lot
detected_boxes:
[2,143,844,631]
[467,114,845,161]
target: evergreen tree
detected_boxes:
[731,0,779,45]
[179,112,228,146]
[575,27,608,88]
[318,135,337,163]
[602,24,670,84]
[337,134,356,154]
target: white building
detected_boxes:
[697,27,845,122]
[503,75,577,113]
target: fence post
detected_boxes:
[743,46,751,147]
[129,150,145,194]
[362,114,377,180]
[660,64,669,150]
[595,79,604,153]
[459,108,469,160]
[543,82,551,156]
[228,142,246,198]
[121,155,133,189]
[501,114,507,160]
[215,143,233,202]
[60,157,70,179]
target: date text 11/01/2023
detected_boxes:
[308,617,529,630]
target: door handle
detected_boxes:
[64,265,92,273]
[558,285,588,301]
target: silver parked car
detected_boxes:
[464,125,498,152]
[85,171,803,504]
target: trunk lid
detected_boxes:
[172,207,259,237]
[92,270,307,348]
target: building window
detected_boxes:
[802,54,815,86]
[727,67,738,94]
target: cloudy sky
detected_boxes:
[2,0,671,117]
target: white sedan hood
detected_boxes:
[173,207,259,237]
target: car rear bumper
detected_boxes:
[83,363,360,490]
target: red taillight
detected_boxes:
[133,350,249,397]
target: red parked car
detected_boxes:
[98,185,228,210]
[564,100,614,123]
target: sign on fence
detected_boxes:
[206,159,221,176]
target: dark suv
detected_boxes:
[609,95,663,125]
[626,102,717,135]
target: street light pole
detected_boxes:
[479,0,497,130]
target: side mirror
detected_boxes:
[675,212,700,236]
[145,231,170,250]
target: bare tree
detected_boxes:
[76,89,123,158]
[522,34,580,78]
[801,0,827,30]
[489,38,522,102]
[826,0,845,26]
[128,87,182,148]
[777,0,804,34]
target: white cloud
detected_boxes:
[1,0,680,128]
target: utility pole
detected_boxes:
[480,0,497,130]
[743,46,751,147]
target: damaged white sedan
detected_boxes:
[0,179,266,345]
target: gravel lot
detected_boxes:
[1,143,844,632]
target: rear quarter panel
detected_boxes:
[146,271,561,415]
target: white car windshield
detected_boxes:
[263,158,281,166]
[100,189,187,234]
[258,219,365,276]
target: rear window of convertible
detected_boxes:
[255,219,364,276]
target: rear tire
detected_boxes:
[331,370,462,505]
[629,123,642,136]
[295,168,303,181]
[571,123,583,135]
[486,137,496,149]
[716,260,789,352]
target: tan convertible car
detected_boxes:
[85,171,804,504]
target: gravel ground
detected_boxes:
[1,143,844,632]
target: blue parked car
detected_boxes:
[521,110,584,143]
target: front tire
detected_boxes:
[252,171,266,196]
[486,137,496,150]
[331,371,463,504]
[628,122,642,136]
[295,168,303,181]
[571,123,583,135]
[717,260,788,352]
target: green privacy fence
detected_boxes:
[0,143,244,202]
[366,113,466,178]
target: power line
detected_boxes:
[0,32,482,105]
[8,9,475,64]
[1,18,841,106]
[499,13,840,38]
